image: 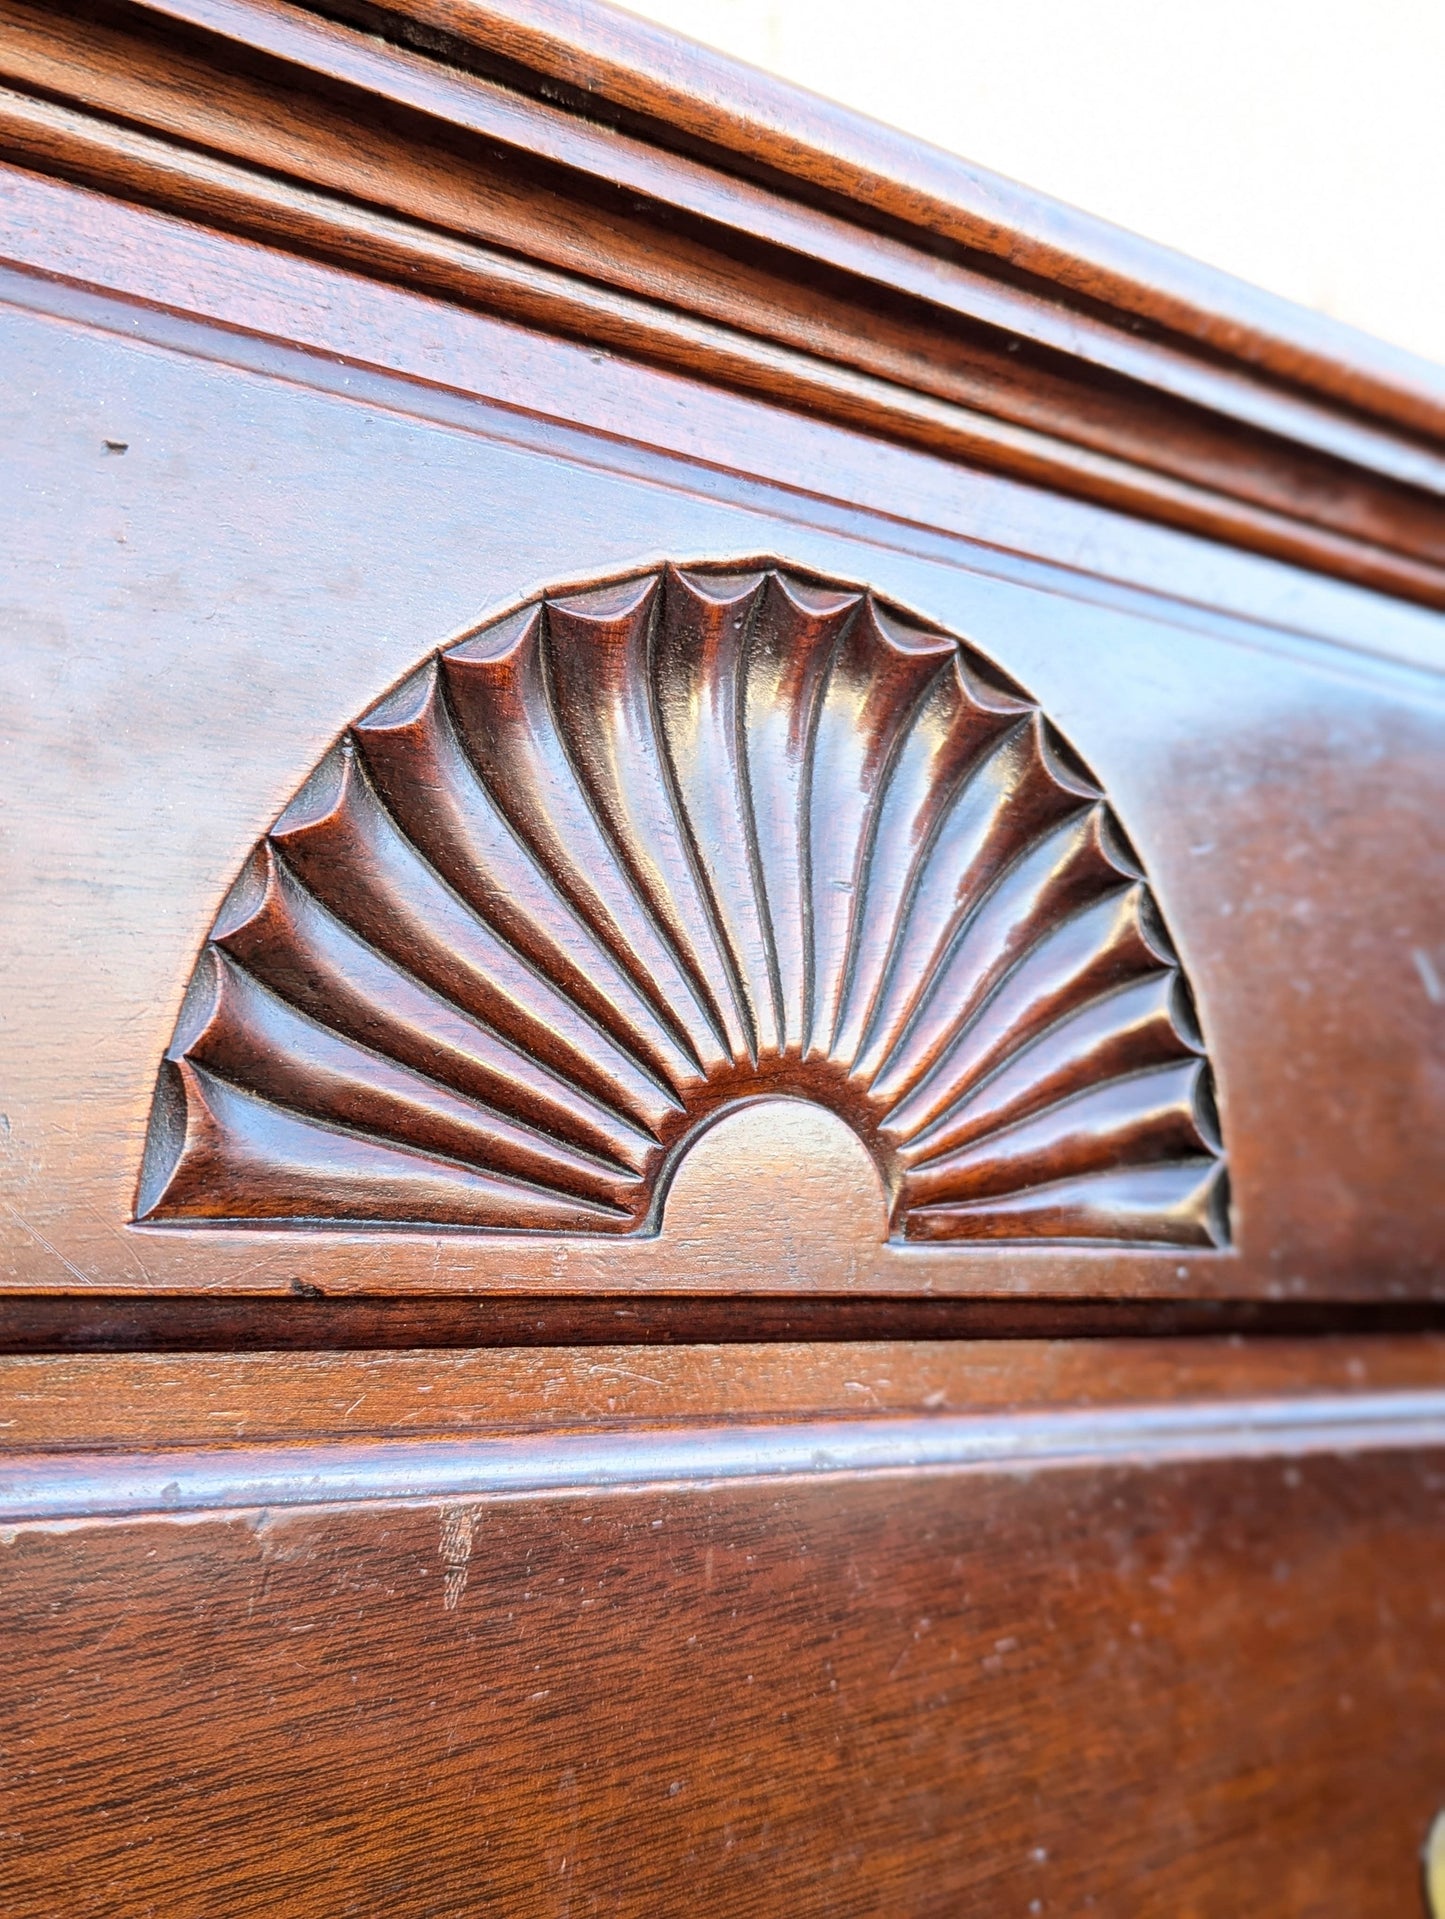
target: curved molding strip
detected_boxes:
[136,560,1228,1248]
[5,1393,1442,1525]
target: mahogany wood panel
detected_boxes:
[4,1333,1444,1450]
[3,1422,1444,1914]
[1,275,1441,1301]
[6,1293,1445,1354]
[2,4,1443,1911]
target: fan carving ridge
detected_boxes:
[137,560,1228,1248]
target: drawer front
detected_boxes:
[4,1417,1445,1916]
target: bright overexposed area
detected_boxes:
[622,0,1445,366]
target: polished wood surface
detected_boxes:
[5,1335,1445,1449]
[342,0,1445,439]
[5,1338,1444,1917]
[7,1291,1444,1354]
[3,162,1439,673]
[4,270,1441,1300]
[1,1,1443,1911]
[141,561,1224,1246]
[4,1390,1445,1915]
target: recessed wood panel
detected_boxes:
[1,282,1441,1301]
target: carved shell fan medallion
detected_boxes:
[138,562,1228,1247]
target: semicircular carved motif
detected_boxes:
[137,561,1228,1248]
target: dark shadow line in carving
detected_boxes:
[281,740,676,1132]
[849,712,1036,1080]
[901,965,1195,1165]
[798,589,863,1060]
[200,947,645,1191]
[229,844,667,1162]
[431,653,701,1089]
[868,783,1102,1100]
[886,882,1169,1146]
[210,848,663,1174]
[827,649,955,1065]
[356,656,694,1095]
[903,1058,1219,1187]
[155,1059,637,1226]
[731,570,788,1055]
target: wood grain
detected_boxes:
[5,1293,1445,1354]
[2,270,1441,1300]
[325,0,1445,439]
[4,1333,1444,1449]
[1,7,1443,1909]
[3,164,1439,675]
[3,1428,1443,1914]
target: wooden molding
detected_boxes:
[7,1334,1445,1442]
[0,0,1443,607]
[7,1296,1445,1355]
[9,1389,1445,1524]
[320,0,1445,444]
[3,9,1445,1897]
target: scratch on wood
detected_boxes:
[439,1504,474,1612]
[2,1202,95,1286]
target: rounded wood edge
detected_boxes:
[328,0,1445,439]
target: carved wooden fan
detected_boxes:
[137,562,1226,1247]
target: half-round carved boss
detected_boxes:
[137,561,1228,1246]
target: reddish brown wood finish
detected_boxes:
[5,262,1435,1304]
[4,1421,1445,1915]
[1,4,1444,1912]
[334,0,1445,437]
[6,256,1441,1301]
[139,561,1224,1247]
[4,1339,1445,1915]
[5,1335,1445,1450]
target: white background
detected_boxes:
[623,0,1445,368]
